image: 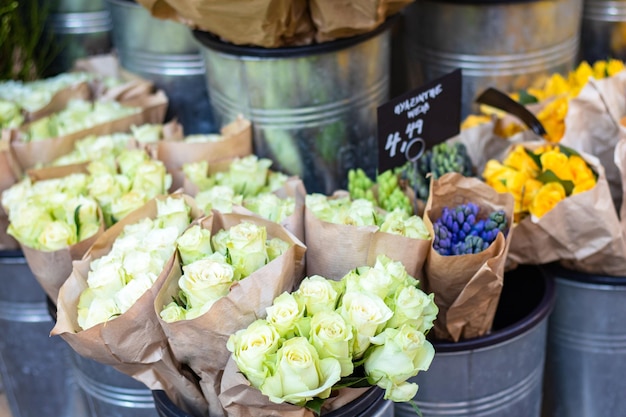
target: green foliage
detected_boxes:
[0,0,58,81]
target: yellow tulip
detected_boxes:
[503,145,540,177]
[529,182,567,218]
[540,150,573,181]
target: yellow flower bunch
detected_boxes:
[482,144,597,220]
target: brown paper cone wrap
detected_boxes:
[51,193,208,416]
[136,0,315,48]
[423,173,514,342]
[503,143,626,276]
[309,0,411,42]
[158,116,253,191]
[304,194,430,280]
[560,72,626,209]
[11,90,168,170]
[23,82,93,122]
[219,357,369,417]
[155,211,306,416]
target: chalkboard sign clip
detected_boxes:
[475,87,547,137]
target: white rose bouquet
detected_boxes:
[52,194,208,416]
[154,211,306,417]
[187,155,307,242]
[1,172,104,301]
[304,192,431,280]
[219,254,437,417]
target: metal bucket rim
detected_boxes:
[192,15,397,59]
[542,261,626,286]
[0,249,24,259]
[106,0,142,9]
[430,269,556,352]
[152,386,384,416]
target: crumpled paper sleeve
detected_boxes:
[560,72,626,209]
[0,133,23,250]
[158,116,253,191]
[423,173,514,342]
[24,82,92,122]
[219,356,369,417]
[11,90,168,170]
[51,194,208,416]
[505,144,626,275]
[304,206,430,280]
[155,212,306,416]
[309,0,411,42]
[136,0,314,48]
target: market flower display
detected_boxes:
[347,168,414,215]
[482,144,597,220]
[226,254,437,410]
[77,196,191,330]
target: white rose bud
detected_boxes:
[182,160,214,191]
[156,197,191,235]
[78,293,121,330]
[364,325,435,402]
[387,286,438,333]
[86,256,127,297]
[309,311,354,377]
[338,198,376,226]
[224,155,272,197]
[109,191,147,224]
[227,319,281,388]
[260,337,341,406]
[265,292,305,338]
[179,253,237,310]
[117,149,150,177]
[266,237,291,262]
[176,225,213,265]
[37,220,77,251]
[7,205,52,247]
[131,123,163,143]
[131,160,171,199]
[295,275,342,316]
[160,301,187,323]
[195,185,241,214]
[213,221,268,278]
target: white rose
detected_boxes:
[295,275,342,316]
[387,286,438,333]
[179,253,237,310]
[176,225,213,265]
[213,221,268,278]
[160,301,187,323]
[131,160,171,198]
[194,185,240,214]
[37,220,77,251]
[114,272,155,313]
[338,290,393,358]
[309,311,354,377]
[86,256,127,296]
[265,292,305,338]
[117,149,150,177]
[78,293,121,330]
[156,197,191,235]
[109,191,147,223]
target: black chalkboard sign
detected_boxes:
[377,69,462,172]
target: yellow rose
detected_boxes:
[482,160,517,193]
[503,145,539,177]
[606,59,625,77]
[569,61,594,95]
[540,149,573,181]
[542,73,570,98]
[520,178,544,214]
[529,182,566,218]
[461,114,491,130]
[504,170,532,214]
[537,97,568,142]
[567,155,596,189]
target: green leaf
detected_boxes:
[536,170,575,195]
[517,90,539,105]
[522,147,542,169]
[557,144,581,158]
[305,397,325,416]
[74,204,82,239]
[409,399,424,417]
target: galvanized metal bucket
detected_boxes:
[46,0,113,76]
[402,0,583,119]
[106,0,215,134]
[193,20,394,194]
[0,250,84,417]
[152,386,393,417]
[540,264,626,417]
[579,0,626,63]
[395,264,556,417]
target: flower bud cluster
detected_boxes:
[432,202,507,256]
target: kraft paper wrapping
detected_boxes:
[11,89,168,170]
[136,0,314,48]
[423,173,514,342]
[23,82,92,123]
[52,194,208,417]
[158,116,253,191]
[219,357,369,417]
[309,0,411,42]
[0,134,23,250]
[560,72,626,210]
[501,142,626,276]
[304,193,431,281]
[155,212,306,417]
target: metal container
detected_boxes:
[0,250,84,417]
[579,0,626,63]
[541,264,626,417]
[193,20,394,194]
[152,385,393,417]
[46,0,113,76]
[395,264,556,417]
[107,0,215,134]
[69,351,157,417]
[403,0,583,119]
